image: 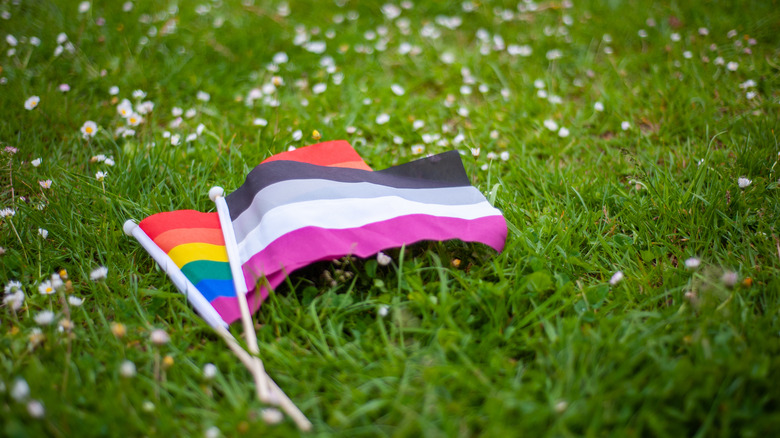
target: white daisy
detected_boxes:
[196,91,210,102]
[38,280,55,295]
[24,96,40,110]
[81,121,98,138]
[87,264,107,281]
[117,99,133,118]
[203,363,218,380]
[34,310,55,326]
[609,271,624,285]
[543,119,558,131]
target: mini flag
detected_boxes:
[130,141,373,326]
[216,146,507,324]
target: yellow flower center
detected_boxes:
[46,287,53,293]
[86,127,93,133]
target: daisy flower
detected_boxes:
[376,113,390,124]
[411,144,425,155]
[90,266,108,280]
[684,257,701,270]
[203,363,218,380]
[609,271,624,285]
[312,83,327,94]
[24,96,40,110]
[109,86,119,95]
[543,119,558,131]
[95,171,107,181]
[117,99,133,118]
[81,121,98,138]
[4,280,22,295]
[196,91,210,102]
[376,252,392,266]
[38,279,55,295]
[738,177,752,188]
[119,360,136,378]
[27,400,45,419]
[127,113,143,126]
[39,180,52,189]
[3,290,25,311]
[34,310,55,326]
[11,378,30,401]
[150,329,170,345]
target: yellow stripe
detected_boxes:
[167,243,229,268]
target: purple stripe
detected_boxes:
[239,214,507,291]
[211,215,506,324]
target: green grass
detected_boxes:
[2,0,780,436]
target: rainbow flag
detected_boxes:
[133,141,373,326]
[131,140,507,326]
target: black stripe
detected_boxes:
[226,150,469,218]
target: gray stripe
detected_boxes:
[231,179,488,242]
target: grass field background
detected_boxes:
[1,0,779,436]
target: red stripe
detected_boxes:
[260,140,372,170]
[139,210,221,240]
[153,228,225,253]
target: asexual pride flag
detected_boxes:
[219,148,508,315]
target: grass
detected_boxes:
[1,0,779,436]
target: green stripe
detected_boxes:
[180,260,232,285]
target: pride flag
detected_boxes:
[131,140,507,326]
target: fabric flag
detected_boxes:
[215,147,508,324]
[131,141,373,327]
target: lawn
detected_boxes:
[1,0,779,436]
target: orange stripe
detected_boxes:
[153,228,225,253]
[327,160,373,171]
[139,210,221,240]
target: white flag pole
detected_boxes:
[125,219,311,430]
[213,326,312,431]
[209,187,272,402]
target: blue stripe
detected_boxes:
[194,279,236,301]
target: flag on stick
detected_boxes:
[213,147,507,318]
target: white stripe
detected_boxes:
[130,224,228,329]
[215,196,250,296]
[236,196,502,263]
[231,180,488,242]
